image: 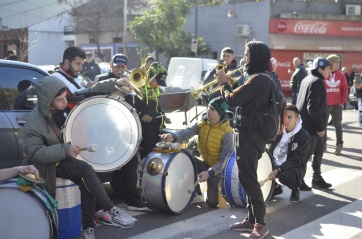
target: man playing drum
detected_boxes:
[160,97,234,208]
[268,105,311,203]
[23,76,138,239]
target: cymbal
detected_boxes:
[19,173,45,184]
[146,157,164,176]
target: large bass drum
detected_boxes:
[0,179,58,239]
[63,96,142,172]
[221,150,275,207]
[139,150,197,214]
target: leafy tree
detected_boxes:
[129,0,211,61]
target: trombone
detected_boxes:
[117,68,148,100]
[191,67,244,99]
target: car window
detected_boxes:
[0,65,47,110]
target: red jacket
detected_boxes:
[323,70,348,106]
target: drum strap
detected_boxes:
[49,119,64,143]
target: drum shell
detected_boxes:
[221,150,275,207]
[0,180,57,239]
[139,151,197,214]
[56,178,81,239]
[63,96,142,172]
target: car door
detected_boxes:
[0,62,48,168]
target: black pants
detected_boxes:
[304,135,324,179]
[56,158,114,229]
[140,124,160,158]
[235,128,267,225]
[278,167,303,190]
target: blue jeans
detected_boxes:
[292,91,298,105]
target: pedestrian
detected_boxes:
[82,52,101,81]
[296,57,332,190]
[290,57,307,105]
[217,40,273,239]
[323,54,348,155]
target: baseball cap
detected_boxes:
[147,62,167,87]
[112,54,128,66]
[310,57,330,70]
[86,52,92,57]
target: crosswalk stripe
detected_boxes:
[276,198,362,239]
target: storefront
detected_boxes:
[269,18,362,97]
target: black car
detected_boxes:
[0,59,49,169]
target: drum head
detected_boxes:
[0,187,51,239]
[258,150,274,203]
[64,96,142,172]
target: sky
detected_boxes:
[0,0,71,29]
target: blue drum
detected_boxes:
[221,151,275,207]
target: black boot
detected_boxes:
[300,180,312,191]
[312,176,332,189]
[290,189,300,203]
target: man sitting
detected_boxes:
[268,105,311,202]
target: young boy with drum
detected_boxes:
[160,97,234,208]
[23,76,138,239]
[268,104,311,202]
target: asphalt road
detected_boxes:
[93,106,362,239]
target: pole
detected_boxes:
[124,0,127,55]
[195,0,198,58]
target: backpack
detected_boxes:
[257,73,287,143]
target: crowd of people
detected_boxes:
[1,43,361,239]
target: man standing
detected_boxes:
[290,57,307,105]
[95,54,128,82]
[324,54,348,155]
[82,52,101,81]
[297,57,332,190]
[217,41,273,239]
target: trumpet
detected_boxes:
[79,73,94,87]
[117,68,148,100]
[191,67,244,99]
[215,62,227,71]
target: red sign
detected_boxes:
[270,18,362,37]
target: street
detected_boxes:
[95,107,362,239]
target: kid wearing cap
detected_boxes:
[135,62,171,158]
[160,96,234,208]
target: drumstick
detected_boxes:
[187,178,200,194]
[78,144,98,152]
[259,177,270,187]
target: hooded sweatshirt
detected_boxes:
[324,70,349,106]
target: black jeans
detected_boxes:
[304,135,324,180]
[324,105,343,145]
[56,158,114,229]
[278,167,303,190]
[235,128,267,225]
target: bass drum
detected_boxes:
[221,150,275,207]
[139,151,197,214]
[63,96,142,172]
[0,179,58,239]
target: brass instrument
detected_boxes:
[215,62,227,71]
[79,73,94,87]
[116,68,148,100]
[191,67,244,99]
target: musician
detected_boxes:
[160,97,234,208]
[217,41,272,238]
[23,76,138,239]
[94,53,150,212]
[135,62,171,158]
[0,165,39,181]
[268,105,311,203]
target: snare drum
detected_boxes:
[139,151,197,214]
[0,179,58,239]
[63,96,142,172]
[221,150,275,207]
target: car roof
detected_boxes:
[0,59,49,75]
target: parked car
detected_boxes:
[0,59,49,169]
[98,62,111,74]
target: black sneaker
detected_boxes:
[290,189,300,203]
[312,177,332,189]
[126,198,150,212]
[271,184,283,198]
[300,180,312,191]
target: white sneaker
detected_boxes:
[81,227,95,239]
[110,207,138,229]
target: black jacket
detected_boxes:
[82,60,101,81]
[296,74,328,136]
[269,128,311,173]
[290,64,307,92]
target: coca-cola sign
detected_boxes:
[294,21,328,34]
[277,21,287,32]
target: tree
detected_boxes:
[129,0,213,61]
[57,0,148,60]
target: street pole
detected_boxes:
[195,0,198,58]
[124,0,127,55]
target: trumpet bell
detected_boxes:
[129,68,148,88]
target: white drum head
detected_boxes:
[64,96,142,172]
[257,151,274,202]
[164,152,195,213]
[0,188,51,239]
